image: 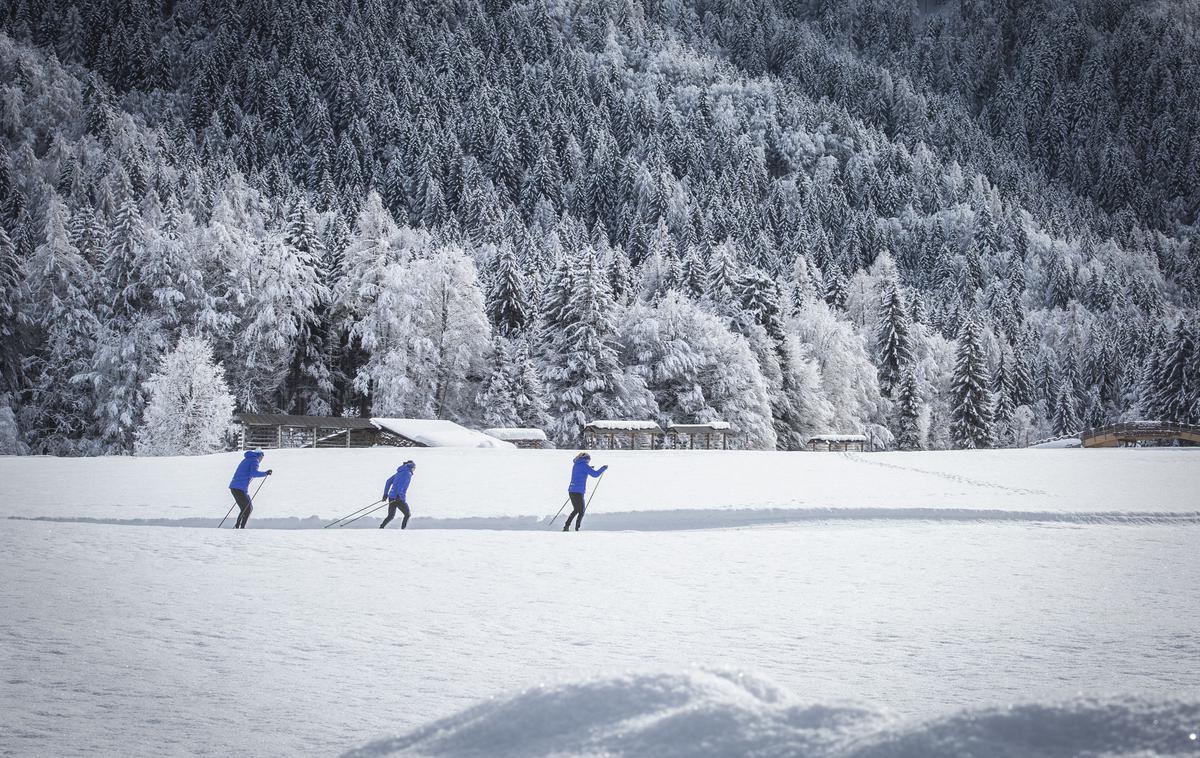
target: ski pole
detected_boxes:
[583,472,605,514]
[337,500,391,528]
[546,496,571,528]
[324,499,384,529]
[217,503,236,529]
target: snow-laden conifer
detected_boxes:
[135,335,234,456]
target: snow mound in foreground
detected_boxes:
[344,670,1199,758]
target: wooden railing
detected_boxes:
[1079,421,1200,447]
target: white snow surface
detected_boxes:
[1,447,1197,524]
[371,418,516,449]
[1030,436,1083,448]
[1,520,1197,757]
[3,449,1199,756]
[349,670,1200,758]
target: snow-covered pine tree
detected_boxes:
[103,195,146,319]
[896,365,923,450]
[543,247,647,446]
[706,238,739,312]
[487,241,531,336]
[357,244,491,420]
[950,318,994,449]
[621,292,776,449]
[1052,381,1082,435]
[513,340,552,431]
[23,194,102,453]
[280,197,334,415]
[875,278,912,397]
[992,345,1017,446]
[477,336,521,428]
[135,335,235,456]
[0,224,21,392]
[1146,319,1200,424]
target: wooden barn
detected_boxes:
[666,422,735,450]
[583,420,665,450]
[234,414,380,450]
[805,434,868,452]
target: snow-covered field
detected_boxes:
[2,446,1198,525]
[2,448,1199,756]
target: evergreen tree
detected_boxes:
[950,318,994,449]
[0,224,21,392]
[875,278,912,397]
[1145,319,1200,424]
[1052,381,1081,435]
[135,335,235,455]
[477,337,521,428]
[543,248,647,445]
[896,365,922,450]
[513,340,552,431]
[280,197,334,415]
[487,242,531,337]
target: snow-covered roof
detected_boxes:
[585,420,663,432]
[236,413,377,429]
[371,419,516,449]
[807,434,868,442]
[483,428,548,442]
[668,422,732,432]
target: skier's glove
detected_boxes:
[266,469,274,475]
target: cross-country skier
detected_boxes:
[228,449,272,529]
[564,452,606,532]
[380,460,416,529]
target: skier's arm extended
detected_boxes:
[382,474,395,501]
[589,465,607,477]
[250,461,272,478]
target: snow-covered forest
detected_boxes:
[0,0,1198,455]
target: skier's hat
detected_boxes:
[403,459,416,469]
[575,451,590,460]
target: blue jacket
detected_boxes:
[229,450,267,492]
[384,463,414,501]
[568,458,606,494]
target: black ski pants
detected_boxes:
[230,487,253,529]
[563,492,586,531]
[380,498,410,529]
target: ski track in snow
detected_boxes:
[840,451,1052,497]
[12,506,1200,531]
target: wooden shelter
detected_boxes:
[805,434,868,452]
[666,422,735,450]
[234,413,379,450]
[583,420,665,450]
[483,428,551,449]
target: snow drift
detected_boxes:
[346,670,1200,758]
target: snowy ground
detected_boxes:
[2,447,1198,525]
[2,448,1199,756]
